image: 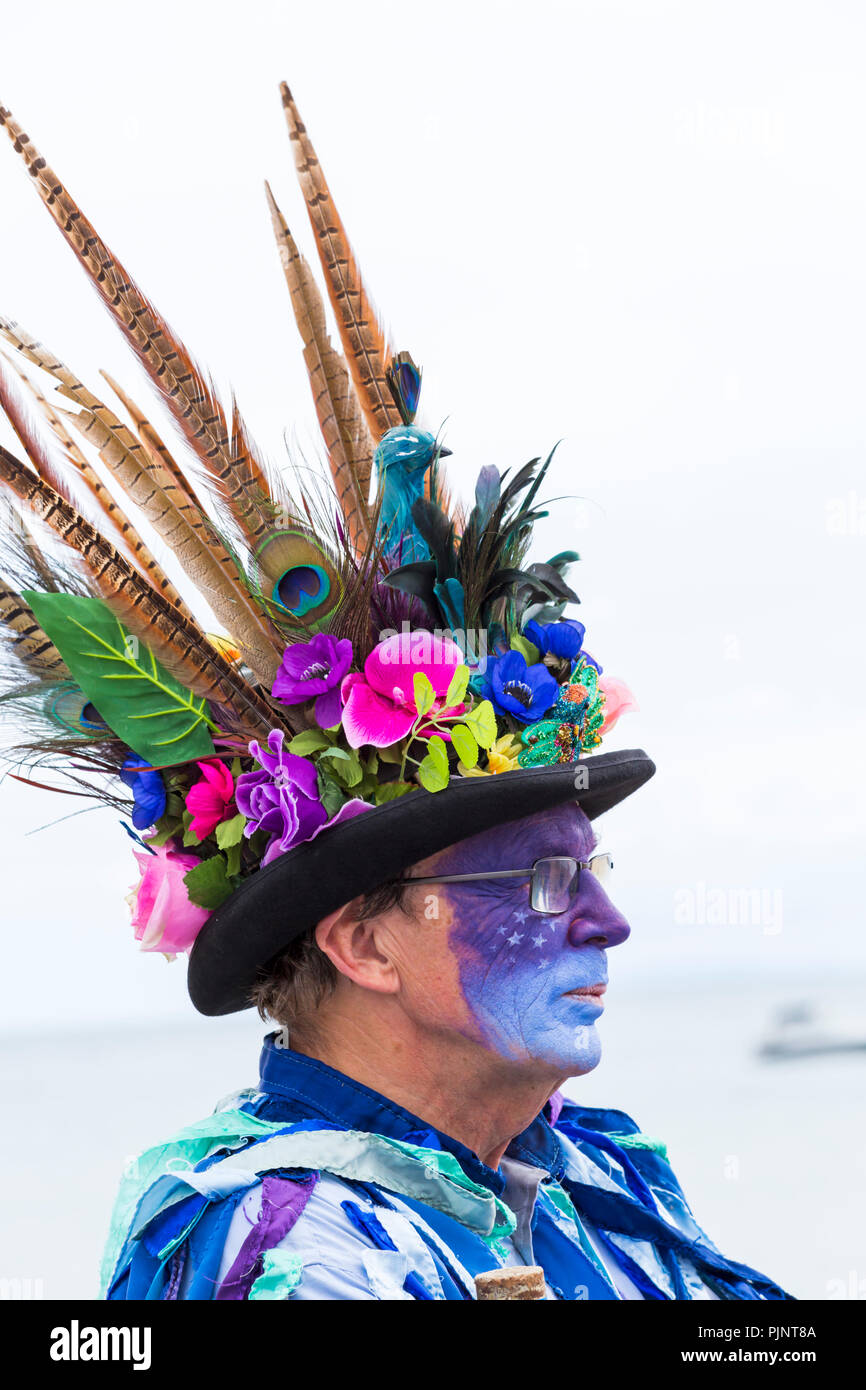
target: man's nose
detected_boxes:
[566,874,631,949]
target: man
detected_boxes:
[0,85,790,1302]
[102,766,790,1300]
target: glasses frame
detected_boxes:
[405,853,614,915]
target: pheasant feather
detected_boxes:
[265,181,373,552]
[280,84,401,444]
[0,103,275,547]
[0,443,283,742]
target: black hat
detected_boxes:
[188,749,654,1016]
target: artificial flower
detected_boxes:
[271,634,354,728]
[458,733,523,777]
[235,729,372,865]
[523,618,586,661]
[478,649,558,724]
[185,759,235,840]
[127,842,211,958]
[120,756,167,831]
[598,676,638,736]
[340,630,465,750]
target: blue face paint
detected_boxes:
[437,805,631,1073]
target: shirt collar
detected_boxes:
[257,1033,565,1195]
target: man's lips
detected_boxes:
[564,983,607,998]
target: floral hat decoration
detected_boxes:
[0,85,653,1011]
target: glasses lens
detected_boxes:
[588,852,614,886]
[531,858,580,913]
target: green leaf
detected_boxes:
[374,780,415,805]
[319,746,363,787]
[215,813,247,850]
[462,699,498,749]
[22,592,216,764]
[181,809,202,848]
[451,723,479,768]
[316,769,348,818]
[444,663,470,709]
[425,734,449,772]
[377,741,403,765]
[287,729,332,756]
[413,671,436,717]
[223,841,242,878]
[183,855,233,910]
[417,755,450,793]
[509,633,541,665]
[148,815,182,848]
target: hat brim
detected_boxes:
[187,748,655,1016]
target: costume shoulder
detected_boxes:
[102,1106,500,1300]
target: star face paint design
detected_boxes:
[430,804,631,1073]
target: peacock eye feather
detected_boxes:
[46,682,110,738]
[251,528,342,628]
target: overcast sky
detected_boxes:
[0,0,863,1032]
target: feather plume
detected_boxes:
[0,584,69,679]
[0,318,284,686]
[0,103,275,546]
[279,84,401,443]
[0,443,285,741]
[265,180,374,552]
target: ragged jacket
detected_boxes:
[102,1036,792,1301]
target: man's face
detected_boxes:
[408,803,631,1076]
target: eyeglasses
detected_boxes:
[406,853,614,915]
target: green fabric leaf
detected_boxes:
[417,736,450,792]
[317,769,348,818]
[223,840,242,878]
[509,633,541,665]
[22,592,216,764]
[426,734,448,771]
[374,780,415,804]
[183,855,233,910]
[215,813,247,850]
[148,816,182,848]
[288,730,332,756]
[444,663,470,708]
[462,699,498,750]
[413,671,436,716]
[319,746,363,787]
[451,723,479,767]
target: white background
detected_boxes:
[0,0,864,1299]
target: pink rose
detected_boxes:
[185,759,235,840]
[598,676,639,736]
[127,842,212,959]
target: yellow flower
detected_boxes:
[458,734,522,777]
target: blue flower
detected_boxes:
[479,650,559,724]
[524,618,586,661]
[120,756,167,831]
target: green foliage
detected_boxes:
[22,592,216,764]
[215,813,247,850]
[461,699,497,750]
[509,633,541,665]
[417,733,450,792]
[413,671,436,716]
[444,663,470,708]
[450,723,479,767]
[183,855,234,909]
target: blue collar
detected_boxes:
[256,1034,565,1196]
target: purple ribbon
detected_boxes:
[215,1173,318,1301]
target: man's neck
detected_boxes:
[291,1003,565,1171]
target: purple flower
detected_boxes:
[479,650,558,724]
[524,619,586,661]
[271,635,354,729]
[236,729,371,866]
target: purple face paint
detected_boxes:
[435,804,631,1072]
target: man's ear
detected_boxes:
[314,899,401,995]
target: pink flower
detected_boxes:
[340,630,466,750]
[598,676,639,736]
[185,759,235,840]
[127,843,212,959]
